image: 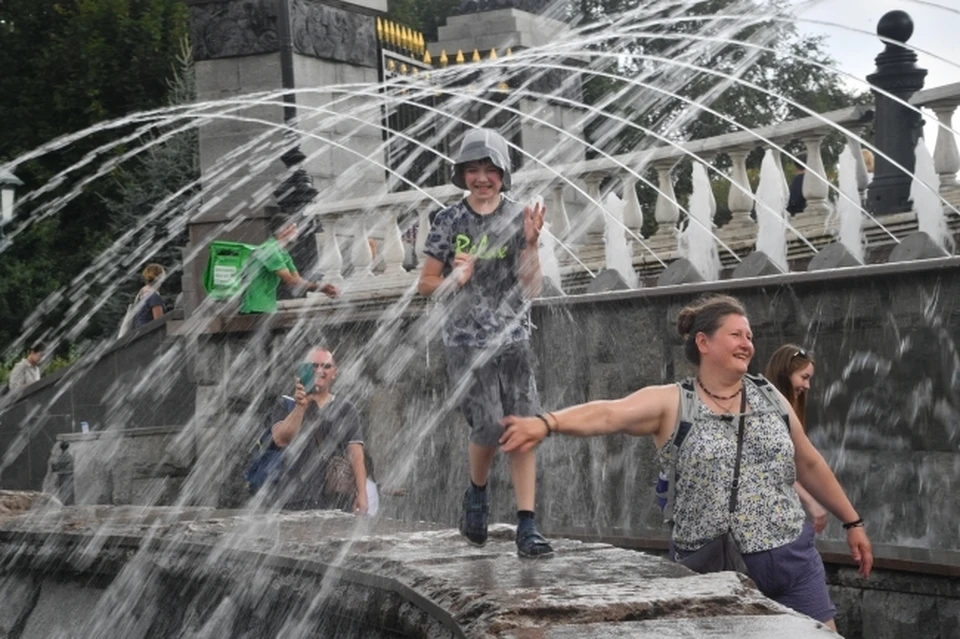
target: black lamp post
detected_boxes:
[866,10,928,215]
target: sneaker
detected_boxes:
[459,485,489,546]
[516,519,554,559]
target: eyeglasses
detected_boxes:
[792,349,810,359]
[312,362,335,370]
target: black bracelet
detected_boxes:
[535,414,552,438]
[546,411,559,435]
[842,518,864,530]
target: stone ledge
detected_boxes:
[0,505,833,638]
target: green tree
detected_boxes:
[97,36,199,334]
[0,0,190,352]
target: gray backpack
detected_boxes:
[655,374,789,524]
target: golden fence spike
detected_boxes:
[455,49,465,64]
[471,49,481,62]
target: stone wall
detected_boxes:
[827,563,960,639]
[11,258,960,554]
[0,315,193,493]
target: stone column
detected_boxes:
[431,5,584,169]
[930,103,960,192]
[653,161,680,237]
[317,217,345,286]
[799,135,831,217]
[349,214,373,280]
[866,10,928,215]
[549,184,571,240]
[726,148,755,227]
[620,175,643,234]
[582,172,607,237]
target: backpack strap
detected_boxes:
[658,378,698,524]
[744,373,790,432]
[252,395,297,453]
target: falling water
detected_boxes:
[0,1,959,636]
[602,193,639,288]
[754,149,788,271]
[837,145,865,263]
[538,220,565,294]
[680,163,720,281]
[912,138,950,250]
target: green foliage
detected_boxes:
[98,35,199,333]
[389,0,463,41]
[0,0,190,352]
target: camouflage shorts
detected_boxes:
[445,341,542,447]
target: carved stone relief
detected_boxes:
[189,0,280,60]
[291,0,377,68]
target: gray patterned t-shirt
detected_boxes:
[423,197,530,348]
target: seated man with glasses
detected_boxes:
[267,347,368,513]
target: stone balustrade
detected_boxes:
[286,87,960,306]
[913,81,960,195]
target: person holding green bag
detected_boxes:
[240,216,339,314]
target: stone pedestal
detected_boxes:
[888,231,949,262]
[431,8,585,169]
[657,258,705,286]
[184,0,388,313]
[732,251,786,278]
[807,242,864,271]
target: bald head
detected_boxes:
[303,347,337,394]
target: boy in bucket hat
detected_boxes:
[418,128,552,558]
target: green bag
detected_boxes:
[202,241,256,300]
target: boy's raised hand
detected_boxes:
[524,201,545,247]
[452,252,475,287]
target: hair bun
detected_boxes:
[676,309,696,337]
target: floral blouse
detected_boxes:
[655,379,806,554]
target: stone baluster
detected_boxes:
[931,103,960,191]
[316,216,344,285]
[582,172,607,237]
[549,184,571,240]
[726,147,755,227]
[415,206,431,266]
[380,208,407,275]
[799,134,831,217]
[350,214,373,279]
[621,175,643,235]
[653,160,680,237]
